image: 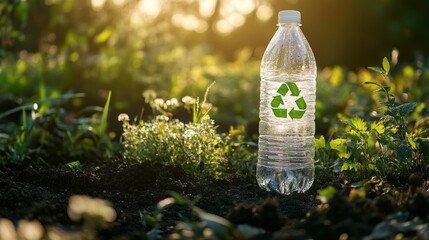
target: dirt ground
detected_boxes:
[0,159,319,238]
[1,159,428,239]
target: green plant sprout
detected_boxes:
[192,81,216,123]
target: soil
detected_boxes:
[0,159,318,239]
[1,159,428,240]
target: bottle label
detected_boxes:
[270,82,307,119]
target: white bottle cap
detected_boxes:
[278,10,301,24]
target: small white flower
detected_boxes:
[142,90,157,101]
[185,129,196,138]
[182,96,196,105]
[202,102,212,110]
[168,98,179,107]
[118,113,130,122]
[153,98,165,108]
[156,115,169,121]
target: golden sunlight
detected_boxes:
[100,0,268,34]
[91,0,106,10]
[138,0,161,19]
[199,0,217,17]
[256,4,273,22]
[172,13,208,33]
[112,0,126,6]
[216,0,257,33]
[229,0,255,15]
[227,12,246,27]
[216,19,234,34]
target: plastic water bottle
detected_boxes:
[257,10,317,194]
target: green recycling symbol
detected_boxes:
[270,82,307,119]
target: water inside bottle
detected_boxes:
[257,136,314,194]
[257,75,315,194]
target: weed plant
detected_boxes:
[316,58,429,179]
[0,90,114,165]
[120,84,257,179]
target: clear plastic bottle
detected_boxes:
[257,10,317,194]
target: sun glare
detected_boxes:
[98,0,268,34]
[227,12,246,28]
[138,0,161,19]
[199,0,217,17]
[173,13,208,33]
[91,0,106,10]
[256,4,273,22]
[216,19,234,34]
[112,0,126,6]
[230,0,255,15]
[215,0,257,33]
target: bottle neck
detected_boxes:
[277,22,301,27]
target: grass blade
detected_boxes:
[99,90,111,135]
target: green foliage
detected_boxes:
[316,58,429,179]
[1,0,429,184]
[0,91,115,164]
[120,90,257,180]
[0,1,27,53]
[317,186,338,204]
[2,0,429,137]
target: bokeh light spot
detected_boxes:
[256,4,273,22]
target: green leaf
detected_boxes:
[329,139,346,151]
[397,144,411,161]
[341,162,361,172]
[368,66,385,75]
[374,87,391,93]
[375,159,385,171]
[346,141,357,151]
[382,57,390,75]
[21,109,27,133]
[415,138,429,156]
[388,102,420,117]
[193,206,232,234]
[95,28,112,44]
[330,138,351,159]
[317,186,337,203]
[371,121,385,134]
[66,161,81,169]
[99,91,111,135]
[350,181,365,188]
[192,98,198,123]
[388,97,396,105]
[168,191,189,205]
[332,159,343,173]
[351,117,368,132]
[406,133,417,150]
[365,81,382,87]
[315,136,326,150]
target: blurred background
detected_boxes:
[1,0,429,137]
